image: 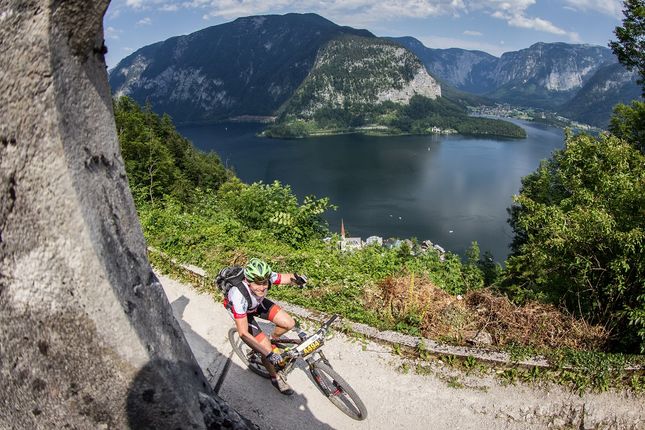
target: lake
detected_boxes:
[178,120,565,261]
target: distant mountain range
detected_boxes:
[109,13,642,128]
[392,36,641,127]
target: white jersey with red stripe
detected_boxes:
[226,272,282,319]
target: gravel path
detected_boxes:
[158,273,644,430]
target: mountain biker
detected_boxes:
[224,258,308,395]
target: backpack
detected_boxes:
[216,265,252,309]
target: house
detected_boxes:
[338,218,363,252]
[340,237,363,252]
[365,236,383,246]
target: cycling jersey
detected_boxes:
[224,273,283,340]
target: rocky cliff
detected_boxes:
[282,36,441,118]
[559,62,641,128]
[0,0,252,428]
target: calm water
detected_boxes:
[178,121,565,261]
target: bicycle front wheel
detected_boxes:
[227,328,271,379]
[310,362,367,421]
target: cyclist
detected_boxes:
[224,258,308,395]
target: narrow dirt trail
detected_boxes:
[158,273,644,430]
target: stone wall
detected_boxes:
[0,1,253,428]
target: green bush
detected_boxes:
[505,131,645,352]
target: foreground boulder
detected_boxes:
[0,1,252,428]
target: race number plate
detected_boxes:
[302,339,321,355]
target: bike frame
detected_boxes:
[273,314,339,375]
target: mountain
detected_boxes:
[393,37,617,109]
[393,36,643,126]
[388,36,499,94]
[109,13,372,123]
[558,63,641,128]
[266,36,526,139]
[110,14,639,130]
[282,35,441,117]
[485,42,616,109]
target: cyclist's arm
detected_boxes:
[234,316,272,356]
[271,272,299,285]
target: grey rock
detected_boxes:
[0,0,253,428]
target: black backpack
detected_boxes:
[215,265,252,309]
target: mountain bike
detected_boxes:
[228,314,367,421]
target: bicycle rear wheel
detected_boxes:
[310,362,367,421]
[227,328,271,379]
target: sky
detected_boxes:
[103,0,626,69]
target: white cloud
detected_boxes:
[137,17,152,25]
[123,47,134,53]
[476,0,579,41]
[463,30,482,36]
[199,0,468,22]
[126,0,144,8]
[135,0,585,42]
[562,0,623,18]
[105,26,122,40]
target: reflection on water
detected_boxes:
[179,121,564,261]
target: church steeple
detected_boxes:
[341,218,346,239]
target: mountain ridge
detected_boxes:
[110,13,374,123]
[392,36,641,126]
[109,14,642,128]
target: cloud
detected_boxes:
[105,26,122,40]
[463,30,482,36]
[126,0,144,8]
[198,0,468,22]
[124,0,582,42]
[137,17,152,25]
[562,0,623,18]
[478,0,579,41]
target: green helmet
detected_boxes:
[244,258,272,283]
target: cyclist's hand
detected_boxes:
[266,351,283,366]
[298,331,308,342]
[292,273,307,287]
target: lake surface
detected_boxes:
[178,121,565,261]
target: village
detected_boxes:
[334,219,447,259]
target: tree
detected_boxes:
[609,0,645,97]
[505,132,645,352]
[114,96,230,204]
[608,100,645,153]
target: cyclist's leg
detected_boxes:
[257,299,295,339]
[242,314,278,377]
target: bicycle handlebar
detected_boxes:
[322,314,339,329]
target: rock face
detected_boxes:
[0,1,252,428]
[559,62,641,128]
[283,36,441,117]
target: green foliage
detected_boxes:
[270,93,526,139]
[114,96,230,204]
[609,0,645,97]
[216,178,334,247]
[609,100,645,153]
[505,132,645,352]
